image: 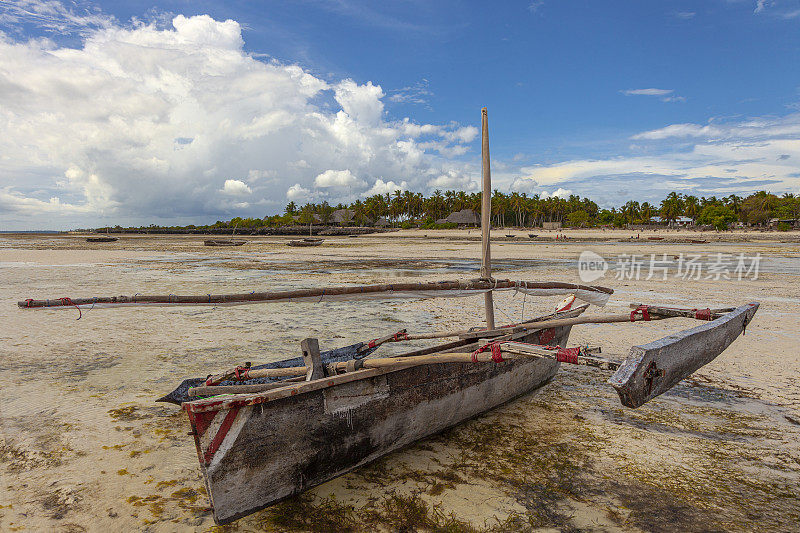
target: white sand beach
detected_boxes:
[1,230,799,532]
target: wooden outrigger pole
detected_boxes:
[481,107,496,329]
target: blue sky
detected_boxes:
[0,0,799,229]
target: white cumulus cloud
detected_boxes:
[427,170,478,190]
[366,179,407,196]
[334,79,385,126]
[509,177,539,194]
[221,179,252,196]
[543,187,573,199]
[0,11,480,229]
[314,169,366,189]
[286,183,312,201]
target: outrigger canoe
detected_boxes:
[158,295,757,524]
[16,283,759,526]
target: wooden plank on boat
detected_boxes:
[158,341,379,404]
[188,378,304,398]
[609,303,759,408]
[301,338,324,381]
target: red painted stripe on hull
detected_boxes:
[204,407,239,465]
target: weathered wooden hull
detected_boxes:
[204,240,246,246]
[184,326,571,524]
[609,303,759,408]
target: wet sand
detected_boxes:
[1,231,799,532]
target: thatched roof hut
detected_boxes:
[375,217,391,227]
[332,209,354,225]
[440,209,479,226]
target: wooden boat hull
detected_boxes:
[184,325,571,524]
[286,240,323,247]
[204,240,246,246]
[86,237,117,242]
[610,303,758,408]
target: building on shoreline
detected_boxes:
[436,209,480,227]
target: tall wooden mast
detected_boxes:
[481,107,495,329]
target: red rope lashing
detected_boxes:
[24,299,35,308]
[59,297,81,320]
[490,343,504,363]
[393,331,409,341]
[368,340,377,349]
[471,341,492,363]
[556,347,580,364]
[630,305,650,322]
[694,308,712,321]
[233,366,250,381]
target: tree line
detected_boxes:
[96,190,800,232]
[262,190,798,231]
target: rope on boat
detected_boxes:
[630,305,651,322]
[59,297,81,320]
[556,347,580,364]
[471,341,504,363]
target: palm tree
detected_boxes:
[622,200,640,224]
[455,191,468,212]
[640,202,654,223]
[660,192,684,226]
[352,199,367,225]
[684,195,700,224]
[318,202,334,225]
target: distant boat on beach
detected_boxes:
[287,239,323,247]
[86,236,118,242]
[204,239,246,246]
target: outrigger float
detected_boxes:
[17,108,759,525]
